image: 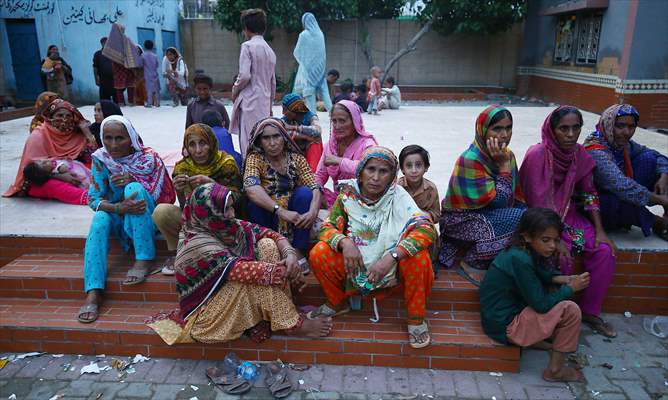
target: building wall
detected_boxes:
[0,0,180,103]
[517,0,668,128]
[627,0,668,79]
[180,18,523,88]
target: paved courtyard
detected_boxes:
[0,314,666,399]
[1,102,667,399]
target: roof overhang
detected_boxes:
[539,0,609,16]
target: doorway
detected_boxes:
[5,19,42,101]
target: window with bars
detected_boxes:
[553,13,602,65]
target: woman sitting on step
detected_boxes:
[146,183,333,344]
[152,123,242,275]
[308,146,436,349]
[439,106,526,284]
[519,105,616,338]
[583,104,668,241]
[78,115,175,323]
[480,208,588,383]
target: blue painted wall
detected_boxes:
[1,0,180,103]
[627,0,668,79]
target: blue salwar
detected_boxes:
[595,145,668,236]
[84,159,157,292]
[212,126,242,169]
[248,186,312,253]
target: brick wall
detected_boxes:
[517,75,668,128]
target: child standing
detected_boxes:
[480,208,590,383]
[366,66,381,115]
[142,40,160,108]
[398,145,441,267]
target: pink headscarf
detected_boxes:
[328,100,376,153]
[519,106,596,218]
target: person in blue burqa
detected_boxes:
[293,12,332,113]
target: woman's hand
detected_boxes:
[341,238,364,275]
[78,119,91,131]
[366,254,395,285]
[324,154,342,166]
[284,253,301,281]
[655,173,668,196]
[294,209,318,229]
[557,241,572,265]
[118,192,146,215]
[567,272,590,292]
[277,208,300,225]
[56,171,82,186]
[172,174,189,192]
[110,172,134,188]
[486,137,511,171]
[189,175,215,188]
[594,228,615,254]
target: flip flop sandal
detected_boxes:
[77,303,99,324]
[123,266,149,286]
[223,378,252,395]
[457,262,486,287]
[408,321,431,349]
[265,363,294,399]
[305,304,350,320]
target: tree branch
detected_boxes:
[381,18,434,84]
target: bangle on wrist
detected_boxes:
[281,247,297,258]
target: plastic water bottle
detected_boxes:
[237,361,259,381]
[223,352,241,373]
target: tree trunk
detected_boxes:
[381,18,434,84]
[358,19,374,70]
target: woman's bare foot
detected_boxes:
[298,316,333,337]
[543,366,585,382]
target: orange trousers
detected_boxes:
[309,241,434,324]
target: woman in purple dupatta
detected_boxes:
[519,106,617,338]
[315,100,377,208]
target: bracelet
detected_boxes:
[280,247,297,258]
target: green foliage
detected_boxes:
[418,0,527,36]
[214,0,404,34]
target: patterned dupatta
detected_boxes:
[583,104,640,178]
[175,183,268,319]
[442,105,524,210]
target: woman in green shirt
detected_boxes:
[480,208,590,383]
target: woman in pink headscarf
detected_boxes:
[315,100,377,208]
[519,106,617,338]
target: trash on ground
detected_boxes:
[0,360,8,370]
[189,397,198,400]
[51,354,64,358]
[624,311,632,318]
[95,394,103,400]
[95,354,106,358]
[15,351,44,360]
[111,359,125,371]
[567,353,589,369]
[61,363,72,371]
[190,385,198,391]
[9,394,17,400]
[48,395,64,400]
[81,362,104,375]
[288,363,310,371]
[603,338,612,343]
[489,372,503,377]
[298,379,305,385]
[621,367,628,371]
[126,366,136,374]
[600,363,613,369]
[591,390,600,397]
[132,354,150,363]
[643,316,668,338]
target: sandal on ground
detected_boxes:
[408,321,431,349]
[654,223,668,242]
[206,367,252,395]
[306,303,350,320]
[457,261,486,287]
[583,315,617,338]
[77,303,99,324]
[265,362,294,399]
[122,265,149,286]
[160,257,176,275]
